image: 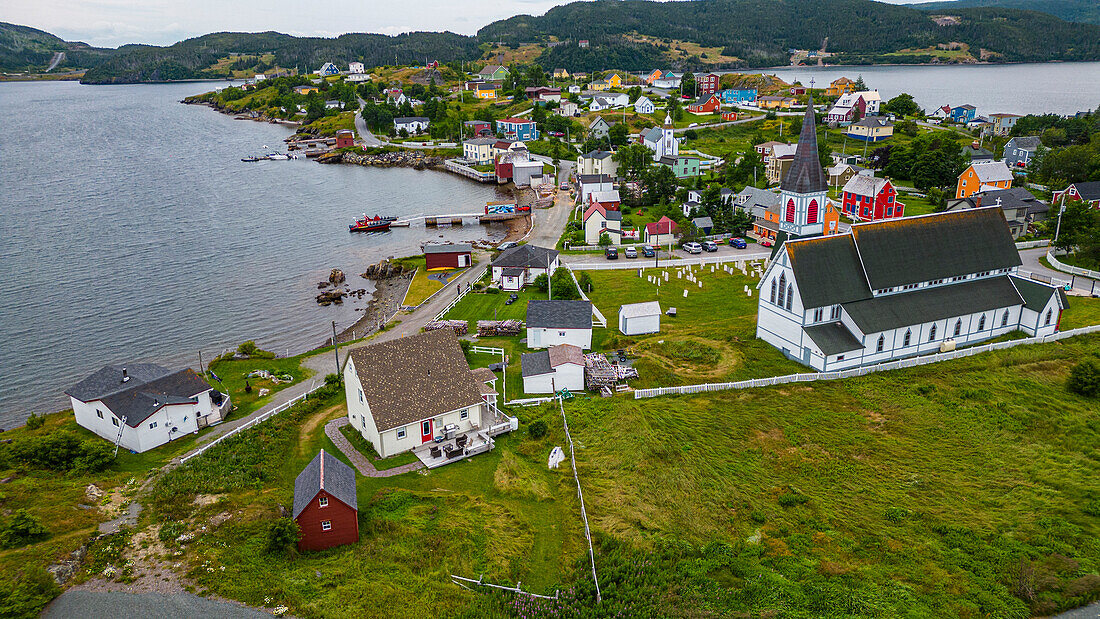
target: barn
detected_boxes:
[618,302,662,335]
[424,243,472,270]
[294,449,359,552]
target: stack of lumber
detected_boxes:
[584,353,619,391]
[477,319,523,337]
[423,320,469,335]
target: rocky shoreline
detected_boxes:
[328,261,414,345]
[181,98,300,126]
[315,149,444,170]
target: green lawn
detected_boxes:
[443,287,548,329]
[207,351,317,422]
[338,424,419,470]
[399,256,465,307]
[1062,295,1100,329]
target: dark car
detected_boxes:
[702,241,719,252]
[605,247,618,259]
[641,245,656,257]
[729,237,747,249]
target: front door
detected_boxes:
[421,420,434,443]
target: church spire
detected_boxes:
[781,92,827,195]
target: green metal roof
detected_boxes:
[785,235,873,308]
[804,322,865,356]
[842,275,1024,334]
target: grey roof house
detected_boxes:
[1003,136,1041,169]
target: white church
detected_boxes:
[640,114,679,162]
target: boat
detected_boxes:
[349,215,393,232]
[267,153,290,160]
[241,156,262,162]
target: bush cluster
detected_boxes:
[0,433,114,473]
[1067,358,1100,397]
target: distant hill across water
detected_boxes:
[911,0,1100,26]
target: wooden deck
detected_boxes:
[413,431,494,468]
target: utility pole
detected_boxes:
[198,351,205,377]
[1053,189,1069,244]
[331,321,341,376]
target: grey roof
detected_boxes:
[692,93,715,106]
[1069,181,1100,201]
[641,126,663,143]
[578,174,615,185]
[804,322,865,356]
[66,364,212,428]
[582,150,614,160]
[424,243,471,254]
[520,350,552,377]
[1006,136,1041,151]
[781,93,827,195]
[738,186,779,209]
[1010,275,1068,312]
[692,216,714,229]
[851,117,892,128]
[963,145,994,160]
[293,450,357,519]
[841,174,891,198]
[850,208,1021,290]
[464,137,498,146]
[843,276,1023,334]
[526,300,592,329]
[493,244,559,269]
[395,116,430,123]
[784,235,873,308]
[972,187,1047,213]
[605,209,622,221]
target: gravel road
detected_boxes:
[43,591,274,619]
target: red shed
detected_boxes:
[336,130,355,149]
[294,450,358,552]
[687,94,720,114]
[424,243,472,270]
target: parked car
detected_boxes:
[605,247,618,259]
[688,122,699,128]
[560,182,569,190]
[497,241,518,251]
[549,131,565,137]
[641,245,656,257]
[729,237,747,249]
[702,240,718,252]
[683,242,703,254]
[624,246,638,259]
[760,239,773,248]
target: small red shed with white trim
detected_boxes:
[293,449,359,551]
[423,243,473,270]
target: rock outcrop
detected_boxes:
[360,260,408,281]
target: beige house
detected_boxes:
[583,201,622,245]
[344,330,516,467]
[576,150,618,177]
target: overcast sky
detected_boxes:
[4,0,924,48]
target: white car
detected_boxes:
[682,242,703,254]
[688,123,699,128]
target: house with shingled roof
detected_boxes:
[1053,181,1100,208]
[344,330,516,467]
[294,450,358,551]
[583,201,622,245]
[957,160,1014,199]
[490,244,560,291]
[756,208,1067,372]
[66,364,227,453]
[644,216,679,246]
[526,300,593,349]
[521,344,585,393]
[1004,136,1041,169]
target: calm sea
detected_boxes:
[0,80,507,426]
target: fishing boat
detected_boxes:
[349,215,393,232]
[267,153,290,160]
[241,156,262,162]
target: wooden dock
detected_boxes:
[391,211,527,227]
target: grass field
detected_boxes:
[207,351,317,422]
[399,257,466,307]
[443,287,548,329]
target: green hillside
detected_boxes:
[0,22,113,72]
[913,0,1100,25]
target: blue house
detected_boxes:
[317,62,340,77]
[950,104,977,124]
[718,89,757,106]
[496,117,540,141]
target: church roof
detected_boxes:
[781,94,827,195]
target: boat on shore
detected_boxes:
[349,214,395,232]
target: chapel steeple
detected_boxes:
[778,89,830,237]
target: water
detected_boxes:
[755,62,1100,116]
[0,80,507,426]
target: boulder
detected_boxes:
[329,269,346,286]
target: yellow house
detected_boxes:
[474,83,497,99]
[591,73,622,91]
[757,95,795,109]
[845,117,894,142]
[294,85,319,95]
[956,160,1014,199]
[553,68,570,79]
[825,77,856,97]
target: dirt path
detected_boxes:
[299,403,346,457]
[324,418,423,477]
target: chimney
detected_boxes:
[122,367,130,383]
[976,195,982,208]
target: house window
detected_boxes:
[1002,310,1010,327]
[777,274,786,307]
[460,409,469,420]
[558,331,566,337]
[876,335,884,353]
[953,319,962,337]
[836,355,845,361]
[148,421,157,429]
[813,308,823,322]
[321,521,332,531]
[422,421,431,436]
[785,285,793,311]
[1045,309,1052,326]
[319,497,329,508]
[830,305,841,320]
[112,417,119,427]
[358,389,364,403]
[903,329,912,346]
[770,279,777,304]
[929,324,937,341]
[886,207,893,217]
[397,427,407,439]
[97,410,104,419]
[978,315,986,331]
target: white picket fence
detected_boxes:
[568,252,770,271]
[1015,240,1051,250]
[564,265,608,327]
[634,324,1100,399]
[179,380,326,463]
[434,264,488,321]
[1047,251,1100,280]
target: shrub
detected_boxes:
[2,433,114,473]
[777,493,809,508]
[485,287,501,294]
[267,517,300,555]
[325,373,341,386]
[158,521,187,545]
[73,439,115,473]
[577,271,594,293]
[529,420,548,439]
[533,273,549,293]
[236,340,275,359]
[24,414,44,430]
[1067,359,1100,397]
[0,566,60,619]
[0,510,47,549]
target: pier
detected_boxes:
[391,212,527,227]
[443,159,496,183]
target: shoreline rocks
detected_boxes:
[317,150,443,170]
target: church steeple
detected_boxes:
[782,92,827,194]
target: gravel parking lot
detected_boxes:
[43,591,274,619]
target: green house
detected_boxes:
[477,64,511,81]
[660,155,701,179]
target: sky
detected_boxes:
[4,0,925,48]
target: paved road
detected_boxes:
[353,97,446,150]
[1056,602,1100,619]
[1019,247,1099,295]
[43,591,272,619]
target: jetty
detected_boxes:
[443,159,496,183]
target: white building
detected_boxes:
[639,114,678,162]
[463,137,497,165]
[755,208,1068,372]
[521,344,586,393]
[66,364,226,453]
[619,302,661,335]
[526,300,593,349]
[583,202,622,245]
[394,116,430,134]
[634,96,655,114]
[490,245,560,291]
[344,330,513,464]
[576,150,618,177]
[348,62,365,74]
[577,174,617,204]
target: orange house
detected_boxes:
[956,160,1014,199]
[821,200,840,236]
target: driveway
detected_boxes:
[43,591,273,619]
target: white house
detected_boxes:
[344,329,514,465]
[526,300,593,349]
[619,302,661,335]
[583,201,622,245]
[639,114,678,162]
[558,101,579,117]
[348,62,365,74]
[577,174,617,204]
[66,364,226,453]
[576,150,618,178]
[589,96,614,112]
[634,96,655,114]
[490,245,560,291]
[568,85,582,94]
[521,344,586,393]
[755,208,1068,372]
[394,117,430,134]
[463,137,497,165]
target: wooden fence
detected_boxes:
[567,252,770,271]
[634,324,1100,399]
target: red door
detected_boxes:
[421,420,434,443]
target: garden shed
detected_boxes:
[618,301,662,335]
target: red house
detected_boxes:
[697,73,720,95]
[293,450,358,552]
[423,243,472,270]
[841,174,905,222]
[335,130,355,149]
[687,93,720,114]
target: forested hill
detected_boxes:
[0,22,114,72]
[912,0,1100,26]
[477,0,1100,70]
[80,31,481,84]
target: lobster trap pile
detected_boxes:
[477,320,523,337]
[584,353,638,391]
[423,320,469,335]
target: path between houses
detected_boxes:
[324,418,424,477]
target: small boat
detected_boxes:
[241,156,262,162]
[267,153,290,160]
[349,215,392,232]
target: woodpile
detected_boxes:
[584,353,638,391]
[423,320,468,335]
[477,320,523,337]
